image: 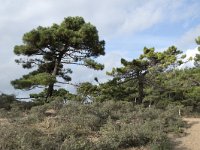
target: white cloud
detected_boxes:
[177,24,200,49]
[1,0,199,38]
[167,0,199,22]
[1,0,200,97]
[185,47,199,58]
[119,1,163,34]
[179,47,199,68]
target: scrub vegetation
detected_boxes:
[0,16,200,149]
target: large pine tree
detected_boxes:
[11,16,105,100]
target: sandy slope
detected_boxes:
[174,118,200,150]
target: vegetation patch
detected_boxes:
[0,100,184,150]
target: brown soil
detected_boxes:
[173,118,200,150]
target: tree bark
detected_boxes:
[46,54,63,101]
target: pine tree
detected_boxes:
[107,46,182,104]
[11,16,105,101]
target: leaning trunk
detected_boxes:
[46,55,62,100]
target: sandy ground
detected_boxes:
[174,118,200,150]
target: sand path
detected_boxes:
[174,118,200,150]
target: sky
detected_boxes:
[0,0,200,97]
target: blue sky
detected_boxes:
[0,0,200,96]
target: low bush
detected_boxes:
[0,100,183,149]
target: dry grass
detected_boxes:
[0,118,9,125]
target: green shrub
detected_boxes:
[60,136,94,150]
[0,100,184,150]
[0,94,15,110]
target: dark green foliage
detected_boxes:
[107,46,183,104]
[12,16,105,99]
[75,45,200,113]
[30,88,76,104]
[0,94,35,118]
[0,94,15,110]
[153,67,200,112]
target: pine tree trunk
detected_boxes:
[46,83,54,99]
[46,54,62,101]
